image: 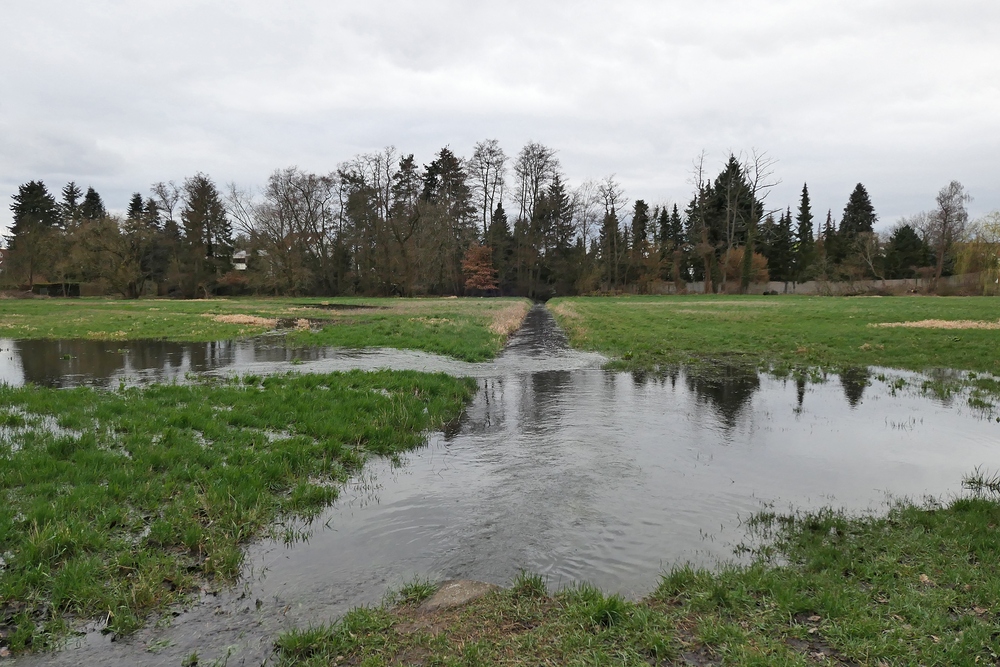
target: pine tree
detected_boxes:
[669,204,684,246]
[60,182,83,227]
[767,208,794,282]
[8,181,60,285]
[839,183,877,238]
[127,193,145,221]
[599,206,623,289]
[486,202,513,293]
[822,209,844,264]
[143,198,161,231]
[656,206,669,252]
[181,173,231,296]
[883,225,931,279]
[631,200,650,250]
[795,183,816,280]
[80,187,107,220]
[10,181,60,231]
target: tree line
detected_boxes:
[4,141,997,298]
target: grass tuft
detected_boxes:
[963,466,1000,495]
[510,571,547,600]
[393,578,438,606]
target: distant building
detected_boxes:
[233,250,248,271]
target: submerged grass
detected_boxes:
[290,298,531,362]
[548,295,1000,375]
[276,495,1000,666]
[0,370,475,652]
[0,297,530,361]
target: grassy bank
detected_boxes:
[0,297,531,362]
[548,295,1000,375]
[278,492,1000,666]
[0,370,475,651]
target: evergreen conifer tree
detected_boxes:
[839,183,877,238]
[767,208,794,282]
[883,225,931,279]
[80,187,107,220]
[795,183,816,280]
[127,193,145,221]
[8,181,60,285]
[181,174,232,296]
[60,182,83,227]
[822,209,845,264]
[631,200,650,249]
[486,202,513,293]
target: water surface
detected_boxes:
[7,306,998,666]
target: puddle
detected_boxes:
[0,306,603,388]
[5,305,1000,666]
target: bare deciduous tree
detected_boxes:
[512,142,559,224]
[468,139,507,238]
[928,180,971,283]
[571,179,602,251]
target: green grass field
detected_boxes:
[549,295,1000,374]
[0,297,531,362]
[0,371,475,651]
[278,493,1000,666]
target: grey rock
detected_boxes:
[417,580,499,613]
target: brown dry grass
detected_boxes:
[208,314,278,328]
[489,301,531,337]
[870,319,1000,330]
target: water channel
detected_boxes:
[5,305,998,666]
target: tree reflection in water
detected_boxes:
[839,367,871,408]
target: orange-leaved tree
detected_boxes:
[462,244,498,292]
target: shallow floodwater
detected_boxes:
[7,306,999,666]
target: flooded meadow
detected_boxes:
[3,305,998,666]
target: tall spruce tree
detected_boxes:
[486,202,513,293]
[767,208,794,282]
[631,200,650,249]
[60,182,83,227]
[795,183,816,280]
[80,187,107,221]
[127,193,145,221]
[8,181,61,285]
[840,183,877,238]
[823,209,845,264]
[180,173,231,296]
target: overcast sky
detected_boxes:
[2,0,998,238]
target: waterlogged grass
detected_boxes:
[277,495,1000,666]
[548,295,1000,375]
[0,370,475,651]
[291,298,531,362]
[0,297,530,361]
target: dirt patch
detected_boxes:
[208,314,278,328]
[785,612,861,666]
[272,317,315,330]
[870,319,1000,330]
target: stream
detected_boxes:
[5,305,998,666]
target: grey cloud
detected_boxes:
[2,0,998,235]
